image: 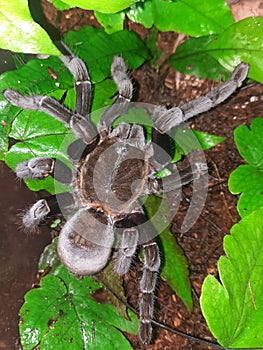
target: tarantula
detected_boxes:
[3,56,249,344]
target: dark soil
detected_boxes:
[1,2,263,350]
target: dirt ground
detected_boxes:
[1,1,263,349]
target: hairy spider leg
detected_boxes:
[98,56,133,134]
[60,56,92,119]
[22,192,74,233]
[14,155,75,232]
[114,227,139,275]
[3,56,97,144]
[139,239,160,344]
[60,56,99,161]
[114,213,160,345]
[152,62,250,134]
[147,154,208,195]
[16,157,73,184]
[115,227,161,346]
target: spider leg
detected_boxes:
[98,56,133,134]
[22,192,74,233]
[114,227,139,275]
[147,159,208,194]
[60,56,92,118]
[3,57,97,143]
[152,62,249,133]
[16,157,73,185]
[139,240,160,344]
[116,213,160,344]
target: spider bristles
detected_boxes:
[111,56,133,101]
[17,208,40,235]
[19,199,50,235]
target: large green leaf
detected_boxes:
[201,207,263,348]
[48,0,139,13]
[207,17,263,83]
[20,263,138,349]
[229,118,263,218]
[0,57,74,192]
[170,17,263,82]
[64,26,149,82]
[0,0,59,55]
[160,229,193,311]
[0,56,73,160]
[169,35,231,81]
[47,0,73,10]
[95,0,234,36]
[152,0,234,36]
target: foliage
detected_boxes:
[1,0,263,348]
[171,16,263,82]
[201,118,263,348]
[20,239,138,350]
[47,0,139,13]
[201,207,263,348]
[93,0,233,35]
[0,0,59,55]
[229,118,263,218]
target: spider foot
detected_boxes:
[22,199,50,233]
[16,157,73,185]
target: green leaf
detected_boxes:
[0,57,74,192]
[193,130,225,151]
[64,26,149,82]
[94,11,125,34]
[126,0,154,28]
[144,195,193,311]
[47,0,72,10]
[38,240,138,349]
[0,0,59,55]
[200,207,263,348]
[229,118,263,218]
[20,271,138,350]
[0,56,72,160]
[170,17,263,82]
[229,165,263,218]
[152,0,234,36]
[169,35,231,81]
[207,17,263,83]
[160,229,193,311]
[48,0,139,13]
[232,118,263,167]
[39,238,131,323]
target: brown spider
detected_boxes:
[3,56,249,344]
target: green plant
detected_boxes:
[200,118,263,348]
[229,118,263,218]
[1,0,263,349]
[201,206,263,348]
